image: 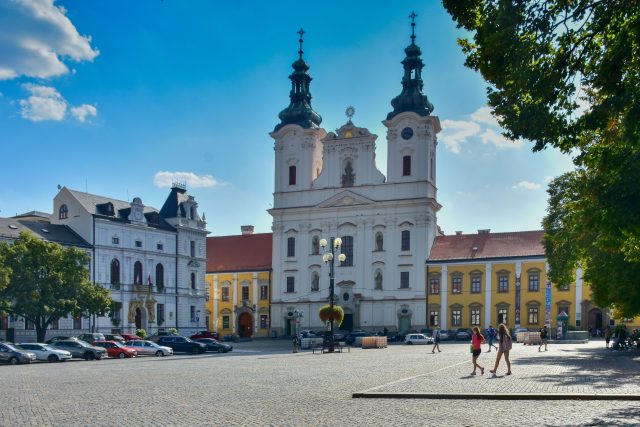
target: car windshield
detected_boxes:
[112,342,126,348]
[3,343,19,351]
[42,344,56,351]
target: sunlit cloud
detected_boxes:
[153,171,226,189]
[70,104,97,122]
[512,181,541,190]
[19,84,67,121]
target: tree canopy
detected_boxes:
[444,0,640,316]
[0,232,112,342]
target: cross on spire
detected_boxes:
[297,28,306,59]
[409,11,418,44]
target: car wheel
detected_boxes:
[48,354,59,362]
[217,348,224,353]
[9,357,19,365]
[407,341,413,345]
[118,352,126,359]
[155,350,163,357]
[84,352,92,361]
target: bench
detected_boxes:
[312,341,350,354]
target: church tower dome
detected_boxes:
[387,12,434,120]
[274,28,322,132]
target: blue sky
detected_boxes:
[0,0,573,236]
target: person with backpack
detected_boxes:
[538,325,548,352]
[486,325,498,352]
[431,327,442,353]
[489,323,512,376]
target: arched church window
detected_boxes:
[133,261,143,285]
[375,270,383,290]
[59,204,68,220]
[375,232,384,251]
[110,259,120,285]
[311,271,319,292]
[403,155,412,176]
[156,263,164,292]
[289,165,296,186]
[190,272,196,290]
[311,236,319,255]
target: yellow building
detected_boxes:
[425,229,623,335]
[205,227,272,338]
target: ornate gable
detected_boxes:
[316,190,376,208]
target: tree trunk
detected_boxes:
[36,316,49,343]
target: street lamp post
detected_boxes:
[320,237,346,352]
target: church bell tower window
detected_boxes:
[289,165,296,186]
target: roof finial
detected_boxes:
[297,28,305,59]
[409,11,418,45]
[345,106,355,124]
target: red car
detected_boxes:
[190,331,219,340]
[92,341,138,358]
[120,333,142,342]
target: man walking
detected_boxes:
[486,325,498,352]
[431,327,442,353]
[538,325,548,351]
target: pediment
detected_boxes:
[316,190,376,208]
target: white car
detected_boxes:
[124,340,174,356]
[404,333,434,345]
[17,343,72,362]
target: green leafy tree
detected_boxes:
[444,0,640,316]
[0,232,113,342]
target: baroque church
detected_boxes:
[269,20,441,336]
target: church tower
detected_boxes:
[384,13,440,187]
[271,29,326,195]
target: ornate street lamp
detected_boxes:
[320,237,346,352]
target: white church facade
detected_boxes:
[269,22,441,335]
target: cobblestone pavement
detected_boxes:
[1,339,639,426]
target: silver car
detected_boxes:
[17,343,72,362]
[124,340,173,356]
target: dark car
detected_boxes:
[50,339,106,360]
[149,331,180,343]
[194,338,233,353]
[0,342,36,365]
[345,331,370,346]
[190,331,220,340]
[157,336,206,354]
[103,334,125,343]
[455,329,472,341]
[76,333,106,344]
[45,335,77,344]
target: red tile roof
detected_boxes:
[427,230,545,262]
[206,233,273,273]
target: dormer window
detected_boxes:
[135,240,142,248]
[59,204,68,220]
[112,236,120,245]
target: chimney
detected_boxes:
[455,231,463,236]
[241,225,254,235]
[478,229,491,234]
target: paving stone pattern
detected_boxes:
[1,340,639,426]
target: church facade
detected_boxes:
[269,23,441,335]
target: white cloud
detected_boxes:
[480,128,524,149]
[0,0,99,80]
[19,83,66,121]
[440,119,481,154]
[512,181,541,190]
[440,106,524,153]
[70,104,97,122]
[154,171,225,189]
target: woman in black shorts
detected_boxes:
[471,326,486,375]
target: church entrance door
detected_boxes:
[399,316,411,334]
[341,313,353,332]
[238,313,253,338]
[135,307,145,330]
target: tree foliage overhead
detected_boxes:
[444,0,640,316]
[0,232,112,342]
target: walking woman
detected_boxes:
[489,324,512,376]
[470,326,485,375]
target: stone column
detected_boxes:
[253,272,259,335]
[515,261,522,328]
[213,275,219,333]
[441,265,448,330]
[485,263,493,328]
[575,268,583,329]
[232,273,238,332]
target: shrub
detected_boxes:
[319,305,344,326]
[136,328,148,339]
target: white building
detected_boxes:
[50,183,208,336]
[269,23,441,335]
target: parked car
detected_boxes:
[439,329,451,340]
[93,340,138,358]
[124,340,174,357]
[103,334,125,343]
[513,327,529,342]
[345,331,370,346]
[45,336,77,344]
[404,333,433,345]
[190,331,220,340]
[120,333,143,342]
[455,329,472,341]
[76,333,106,344]
[50,339,106,360]
[298,330,316,339]
[157,336,207,354]
[149,331,180,343]
[193,338,233,353]
[16,343,72,362]
[0,342,36,364]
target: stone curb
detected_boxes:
[352,392,640,401]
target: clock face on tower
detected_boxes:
[133,209,143,221]
[401,126,414,140]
